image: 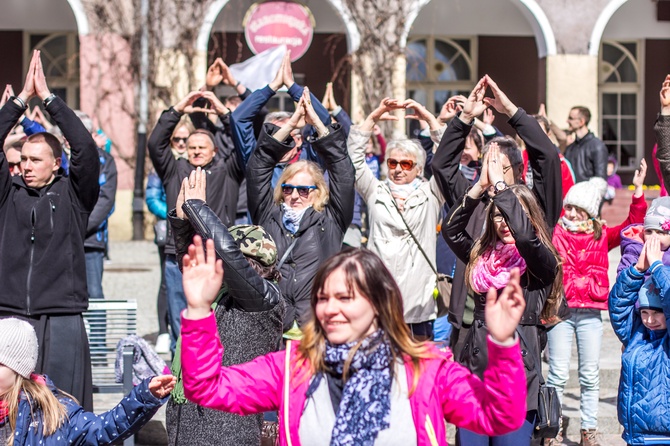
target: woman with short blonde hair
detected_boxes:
[247,88,355,335]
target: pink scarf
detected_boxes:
[471,241,527,294]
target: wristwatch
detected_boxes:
[494,181,508,194]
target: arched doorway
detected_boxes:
[593,0,670,181]
[404,0,556,135]
[198,0,354,112]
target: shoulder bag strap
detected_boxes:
[388,194,440,277]
[276,236,299,270]
[515,328,545,386]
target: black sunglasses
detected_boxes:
[171,136,188,144]
[387,158,416,171]
[281,183,317,198]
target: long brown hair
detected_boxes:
[464,185,564,320]
[3,375,68,444]
[296,249,434,395]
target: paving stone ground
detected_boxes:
[94,240,631,445]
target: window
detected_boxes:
[405,37,476,115]
[599,40,642,171]
[25,32,80,109]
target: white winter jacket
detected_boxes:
[348,125,446,323]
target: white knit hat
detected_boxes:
[0,318,39,378]
[563,177,608,218]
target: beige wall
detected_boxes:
[545,54,600,137]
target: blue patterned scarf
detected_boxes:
[282,203,311,234]
[306,329,392,446]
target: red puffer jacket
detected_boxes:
[552,194,647,310]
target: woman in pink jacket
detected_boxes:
[179,237,528,446]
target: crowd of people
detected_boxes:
[1,47,670,446]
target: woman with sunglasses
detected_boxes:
[247,88,355,335]
[443,144,563,446]
[180,241,528,446]
[170,116,195,159]
[347,98,446,340]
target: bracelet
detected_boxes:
[235,81,241,88]
[10,96,27,109]
[43,93,57,108]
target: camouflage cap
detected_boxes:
[228,224,277,267]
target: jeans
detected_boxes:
[546,308,602,429]
[407,320,434,341]
[457,411,536,445]
[433,314,453,343]
[84,249,106,354]
[165,254,186,355]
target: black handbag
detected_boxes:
[516,328,562,439]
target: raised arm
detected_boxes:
[606,160,647,251]
[485,76,562,228]
[246,121,296,225]
[148,92,201,183]
[179,237,282,413]
[349,98,404,200]
[181,196,281,312]
[229,56,284,168]
[654,75,670,188]
[432,83,489,207]
[33,52,101,212]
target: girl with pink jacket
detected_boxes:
[179,237,528,446]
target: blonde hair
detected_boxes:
[273,161,329,212]
[3,375,69,443]
[464,185,564,321]
[296,249,436,395]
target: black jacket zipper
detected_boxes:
[26,207,36,315]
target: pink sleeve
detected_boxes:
[181,312,283,415]
[606,194,648,251]
[438,338,527,435]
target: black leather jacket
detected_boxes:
[564,132,608,183]
[169,199,282,313]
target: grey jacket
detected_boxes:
[166,199,284,446]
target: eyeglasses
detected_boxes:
[281,184,317,198]
[387,158,416,171]
[171,137,188,144]
[502,165,512,174]
[492,214,506,224]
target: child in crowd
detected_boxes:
[609,236,670,446]
[619,196,670,275]
[547,162,647,446]
[605,155,623,203]
[0,318,175,445]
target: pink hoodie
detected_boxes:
[181,313,527,446]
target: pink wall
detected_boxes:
[79,33,136,190]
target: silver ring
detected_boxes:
[189,184,195,189]
[491,159,497,163]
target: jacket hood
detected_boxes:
[620,223,644,247]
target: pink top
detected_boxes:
[181,312,528,446]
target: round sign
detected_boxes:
[243,2,315,62]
